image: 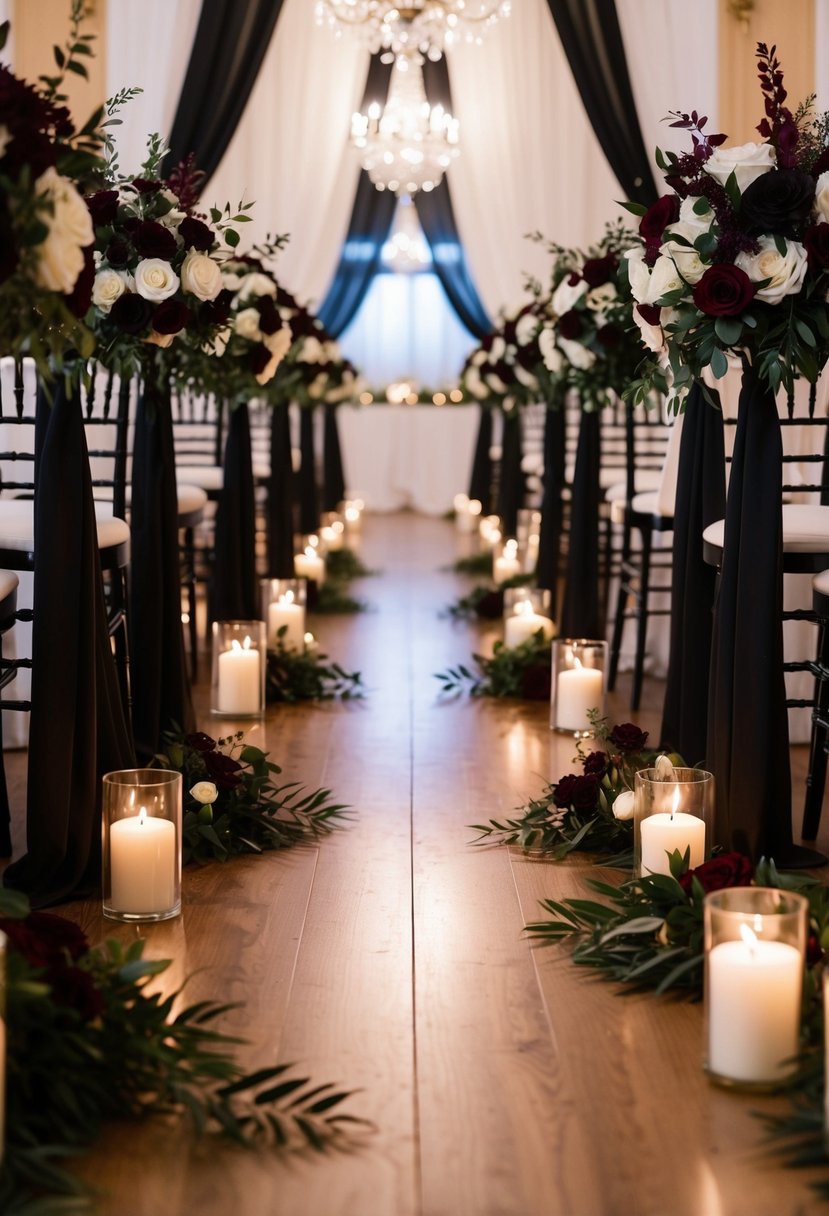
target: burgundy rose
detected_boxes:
[49,964,105,1020]
[678,851,754,897]
[804,223,829,270]
[582,750,608,777]
[133,219,177,261]
[807,933,824,967]
[0,911,89,969]
[553,773,600,811]
[204,749,243,790]
[639,195,680,247]
[131,177,163,194]
[474,589,504,619]
[86,189,119,228]
[557,309,583,340]
[520,662,552,701]
[692,264,755,317]
[66,244,95,317]
[250,343,273,376]
[581,254,618,288]
[739,168,815,238]
[201,288,233,326]
[256,295,282,336]
[152,299,190,335]
[105,237,131,268]
[597,323,622,348]
[185,731,217,753]
[109,292,153,334]
[178,215,213,251]
[609,722,649,753]
[121,217,141,238]
[636,303,662,327]
[276,285,298,310]
[0,202,19,284]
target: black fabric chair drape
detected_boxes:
[706,366,823,867]
[130,372,195,762]
[497,407,524,537]
[536,403,566,592]
[660,382,725,765]
[165,1,285,187]
[4,379,134,907]
[297,406,319,535]
[544,0,657,206]
[267,402,295,578]
[560,408,601,638]
[322,404,346,513]
[468,405,493,512]
[209,401,257,621]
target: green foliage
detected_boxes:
[444,574,533,620]
[313,581,369,614]
[435,631,551,699]
[447,552,494,578]
[325,547,375,582]
[266,641,363,703]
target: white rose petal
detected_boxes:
[625,247,651,304]
[612,790,635,821]
[471,348,488,367]
[557,337,596,371]
[464,366,489,399]
[678,195,714,234]
[262,324,292,365]
[190,780,219,805]
[32,167,94,295]
[585,282,618,312]
[180,250,223,301]
[552,274,588,316]
[646,254,683,304]
[485,371,508,394]
[654,754,677,781]
[515,312,538,346]
[308,372,328,399]
[134,258,180,302]
[234,307,262,341]
[301,335,324,364]
[236,271,277,301]
[222,271,243,291]
[514,364,538,390]
[735,236,808,305]
[815,171,829,224]
[633,306,667,355]
[704,140,776,192]
[490,335,506,362]
[663,222,708,284]
[92,268,132,314]
[539,327,562,373]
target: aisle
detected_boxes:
[32,514,828,1215]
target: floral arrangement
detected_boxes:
[625,43,829,410]
[156,728,350,865]
[266,632,363,703]
[533,221,643,411]
[471,717,676,858]
[459,296,554,409]
[436,629,552,700]
[444,574,533,621]
[273,295,361,407]
[0,888,366,1211]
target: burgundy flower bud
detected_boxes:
[178,215,213,251]
[678,851,754,897]
[582,750,608,777]
[131,177,163,194]
[250,343,272,375]
[185,731,217,753]
[804,222,829,270]
[256,295,282,335]
[597,323,622,348]
[692,264,755,317]
[639,195,680,246]
[557,309,583,340]
[609,722,649,753]
[200,288,233,326]
[109,292,153,334]
[86,189,119,228]
[581,253,618,288]
[553,773,600,811]
[105,237,131,268]
[133,219,177,261]
[152,299,190,335]
[66,244,95,317]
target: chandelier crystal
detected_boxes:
[351,55,459,195]
[316,1,510,60]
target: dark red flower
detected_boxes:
[66,244,95,317]
[804,223,829,270]
[678,851,754,897]
[257,295,282,336]
[582,750,608,777]
[474,589,504,619]
[152,299,190,335]
[131,177,163,194]
[807,933,824,967]
[185,731,217,753]
[557,309,583,340]
[49,964,105,1020]
[581,254,618,287]
[636,303,662,327]
[200,288,233,326]
[0,911,88,969]
[105,237,131,268]
[0,201,19,284]
[178,216,213,251]
[86,189,119,228]
[597,323,622,348]
[812,146,829,178]
[204,749,243,790]
[520,662,552,700]
[609,722,649,753]
[639,195,680,247]
[553,773,600,811]
[133,219,177,261]
[692,264,755,317]
[109,292,152,334]
[739,168,815,239]
[250,342,272,375]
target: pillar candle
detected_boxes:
[319,524,344,552]
[640,811,706,876]
[295,547,326,585]
[110,810,177,915]
[555,662,603,731]
[217,637,261,714]
[493,540,521,585]
[267,596,305,650]
[504,600,554,648]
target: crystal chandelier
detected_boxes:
[350,55,459,195]
[316,1,511,60]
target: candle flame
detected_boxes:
[516,599,533,617]
[304,631,315,645]
[469,499,482,516]
[504,539,518,558]
[283,590,294,605]
[304,545,316,558]
[243,635,252,650]
[138,808,147,826]
[670,786,681,820]
[231,639,243,653]
[308,534,319,549]
[573,656,582,671]
[740,923,759,952]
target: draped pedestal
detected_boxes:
[210,401,257,622]
[497,407,523,538]
[4,378,134,906]
[536,404,566,594]
[468,405,493,513]
[660,382,724,764]
[267,402,295,578]
[297,405,319,535]
[560,409,601,639]
[130,372,195,762]
[322,403,346,513]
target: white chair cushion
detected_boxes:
[0,499,129,554]
[0,569,19,600]
[176,462,270,492]
[703,505,829,554]
[813,568,829,598]
[176,483,208,515]
[603,469,664,503]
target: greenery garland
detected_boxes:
[435,631,552,700]
[266,639,363,703]
[443,574,533,620]
[325,547,375,582]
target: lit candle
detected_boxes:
[555,657,603,731]
[523,533,540,573]
[319,523,344,552]
[493,539,521,585]
[109,809,177,915]
[708,924,802,1084]
[294,545,326,585]
[504,599,554,648]
[479,515,501,550]
[453,494,482,533]
[267,591,305,650]
[639,787,706,876]
[217,636,261,714]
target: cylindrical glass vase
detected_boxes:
[493,537,522,585]
[550,639,607,735]
[261,578,306,651]
[319,512,345,552]
[294,535,326,585]
[704,887,807,1090]
[102,768,182,923]
[503,587,554,648]
[211,620,266,717]
[633,767,714,877]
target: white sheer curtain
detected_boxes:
[817,0,829,111]
[207,0,369,308]
[106,1,201,172]
[445,0,622,316]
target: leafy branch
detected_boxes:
[266,643,363,703]
[436,632,552,700]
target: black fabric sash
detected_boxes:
[297,406,319,535]
[660,382,724,764]
[560,408,601,638]
[322,404,346,513]
[267,402,295,578]
[467,406,493,512]
[130,373,195,762]
[4,378,134,906]
[536,404,566,592]
[497,407,523,537]
[210,401,257,621]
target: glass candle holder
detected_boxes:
[211,620,266,717]
[294,535,326,585]
[516,508,542,547]
[550,639,607,735]
[479,514,502,550]
[261,578,306,651]
[319,512,345,552]
[102,768,182,923]
[633,767,714,877]
[704,887,807,1090]
[493,537,521,585]
[503,587,554,648]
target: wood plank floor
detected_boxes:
[5,511,829,1216]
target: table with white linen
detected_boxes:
[337,403,480,516]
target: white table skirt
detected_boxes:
[338,404,480,516]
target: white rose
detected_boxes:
[464,366,488,399]
[663,222,707,284]
[678,195,714,234]
[190,780,219,804]
[735,236,807,305]
[646,254,683,304]
[134,258,180,302]
[301,335,324,363]
[236,271,277,301]
[180,250,223,301]
[557,337,595,370]
[490,335,506,362]
[539,327,562,372]
[91,268,132,314]
[814,171,829,223]
[552,274,588,316]
[263,324,292,364]
[585,282,617,312]
[471,348,488,367]
[633,305,666,355]
[222,271,243,291]
[32,167,94,294]
[515,312,538,346]
[704,140,776,192]
[514,364,538,390]
[322,340,340,361]
[612,790,635,821]
[234,307,262,341]
[485,371,508,394]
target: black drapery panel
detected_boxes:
[706,366,823,867]
[297,406,319,534]
[209,402,258,621]
[322,404,346,513]
[130,373,195,762]
[560,409,601,638]
[468,405,493,512]
[544,0,657,206]
[660,383,725,765]
[536,404,566,592]
[4,379,134,907]
[165,1,285,187]
[497,407,524,537]
[319,56,397,337]
[267,402,295,577]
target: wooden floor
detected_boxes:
[6,512,829,1216]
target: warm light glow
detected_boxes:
[405,391,419,405]
[433,392,447,405]
[281,590,295,605]
[316,1,511,60]
[304,546,317,559]
[740,923,759,952]
[503,538,518,559]
[670,786,681,820]
[468,499,482,516]
[359,391,374,405]
[449,388,463,402]
[515,599,533,617]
